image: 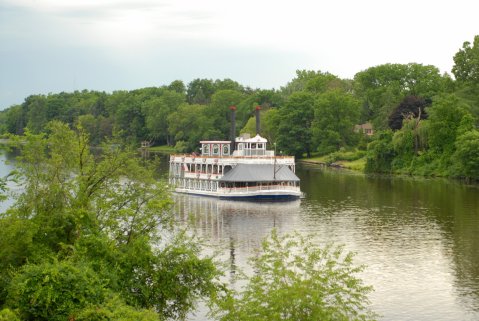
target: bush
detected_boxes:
[76,295,159,321]
[213,230,376,321]
[365,131,395,173]
[7,260,106,321]
[0,308,20,321]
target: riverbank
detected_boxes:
[300,150,367,172]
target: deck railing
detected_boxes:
[218,185,300,194]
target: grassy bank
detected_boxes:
[301,150,367,172]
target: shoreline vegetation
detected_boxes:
[0,35,478,182]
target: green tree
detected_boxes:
[25,95,48,133]
[208,89,244,139]
[365,130,396,173]
[7,260,107,321]
[76,295,159,321]
[0,121,221,319]
[452,35,479,84]
[240,108,279,144]
[354,63,444,129]
[2,105,25,135]
[187,79,216,104]
[168,80,186,94]
[281,70,347,97]
[276,92,315,158]
[214,78,244,92]
[425,94,471,159]
[312,89,361,154]
[452,36,479,118]
[168,103,219,152]
[0,308,20,321]
[144,89,185,145]
[213,230,376,321]
[452,129,479,180]
[391,117,418,171]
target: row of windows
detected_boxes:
[202,144,230,156]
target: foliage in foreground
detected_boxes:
[0,121,220,320]
[212,230,377,321]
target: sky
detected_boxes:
[0,0,477,109]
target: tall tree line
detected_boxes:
[1,35,478,178]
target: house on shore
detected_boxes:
[354,123,374,136]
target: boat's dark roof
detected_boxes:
[219,164,300,182]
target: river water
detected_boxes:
[1,151,479,320]
[173,163,479,321]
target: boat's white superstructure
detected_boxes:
[169,106,301,200]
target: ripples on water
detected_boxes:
[174,164,479,321]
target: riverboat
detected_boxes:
[168,106,301,200]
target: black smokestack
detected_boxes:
[230,106,236,153]
[255,105,261,135]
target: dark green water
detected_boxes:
[173,163,479,321]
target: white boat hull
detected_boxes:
[173,187,301,200]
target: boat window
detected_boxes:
[238,143,243,150]
[203,144,210,155]
[251,143,256,149]
[222,144,230,156]
[212,144,219,155]
[257,143,263,149]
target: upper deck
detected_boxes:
[169,154,295,166]
[171,134,294,165]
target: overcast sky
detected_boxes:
[0,0,477,109]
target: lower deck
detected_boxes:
[169,177,301,199]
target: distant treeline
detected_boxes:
[1,36,478,179]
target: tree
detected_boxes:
[212,230,376,321]
[76,295,159,321]
[354,63,444,129]
[240,108,279,144]
[275,92,315,158]
[0,121,221,319]
[208,89,244,139]
[425,94,471,158]
[214,78,244,92]
[144,89,185,145]
[187,79,216,104]
[168,103,219,152]
[7,260,107,321]
[365,130,395,173]
[280,70,347,97]
[453,129,479,180]
[2,105,25,135]
[312,89,361,154]
[168,80,186,94]
[24,95,48,133]
[388,96,430,130]
[452,35,479,84]
[452,36,479,118]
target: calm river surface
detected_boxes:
[172,163,479,321]
[1,151,479,320]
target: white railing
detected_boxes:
[232,150,275,157]
[218,185,300,194]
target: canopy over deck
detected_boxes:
[219,164,299,182]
